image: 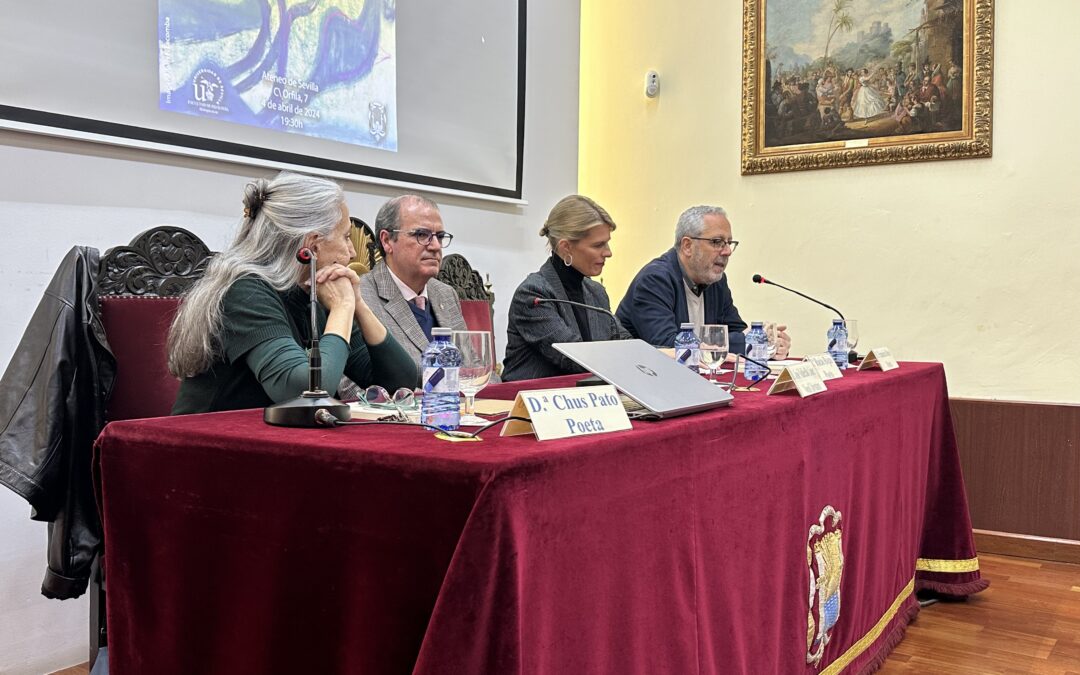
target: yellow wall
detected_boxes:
[580,1,1080,403]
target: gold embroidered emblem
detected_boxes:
[806,506,844,667]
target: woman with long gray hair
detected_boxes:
[168,171,416,414]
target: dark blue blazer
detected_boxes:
[616,248,748,354]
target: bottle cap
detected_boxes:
[751,321,764,328]
[431,327,453,337]
[679,322,695,330]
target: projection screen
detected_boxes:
[0,0,526,201]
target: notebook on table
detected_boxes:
[554,339,733,419]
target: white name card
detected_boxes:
[767,362,827,397]
[500,385,632,441]
[804,353,844,381]
[857,347,899,372]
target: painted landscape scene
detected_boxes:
[763,0,965,148]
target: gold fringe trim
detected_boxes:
[821,577,914,675]
[915,557,980,573]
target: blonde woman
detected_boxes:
[502,195,631,381]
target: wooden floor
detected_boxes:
[881,554,1080,674]
[50,554,1080,674]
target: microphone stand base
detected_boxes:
[264,395,350,428]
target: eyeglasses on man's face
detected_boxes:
[687,236,739,252]
[393,228,454,248]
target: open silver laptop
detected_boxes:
[553,339,733,418]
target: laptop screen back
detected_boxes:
[553,339,733,418]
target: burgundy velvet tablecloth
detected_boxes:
[96,362,985,674]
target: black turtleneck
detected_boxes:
[551,253,592,341]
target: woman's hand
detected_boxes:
[315,263,359,313]
[313,263,388,346]
[314,263,360,343]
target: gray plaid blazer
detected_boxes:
[354,261,466,389]
[360,260,466,360]
[501,258,631,382]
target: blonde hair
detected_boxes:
[538,195,616,252]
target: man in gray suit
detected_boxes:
[359,196,466,383]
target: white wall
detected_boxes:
[0,3,580,671]
[581,0,1080,404]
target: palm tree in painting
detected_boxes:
[823,0,854,66]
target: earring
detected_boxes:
[563,254,573,267]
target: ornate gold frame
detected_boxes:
[741,0,994,174]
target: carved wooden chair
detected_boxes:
[97,227,212,421]
[347,216,381,277]
[436,253,497,362]
[90,226,213,669]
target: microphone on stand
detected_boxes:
[264,248,351,428]
[751,274,859,363]
[532,297,626,340]
[751,274,844,319]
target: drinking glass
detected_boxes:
[696,324,729,384]
[451,330,493,426]
[843,319,859,365]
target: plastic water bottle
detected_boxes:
[421,328,462,430]
[744,322,770,382]
[827,319,849,369]
[673,323,701,373]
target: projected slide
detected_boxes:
[158,0,397,151]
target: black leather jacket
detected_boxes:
[0,246,116,599]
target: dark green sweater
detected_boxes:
[173,277,417,414]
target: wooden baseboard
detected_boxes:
[974,529,1080,565]
[951,398,1080,541]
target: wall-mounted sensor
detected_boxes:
[645,70,660,98]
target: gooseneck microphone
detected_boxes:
[751,274,844,320]
[297,247,323,393]
[753,274,859,363]
[263,248,351,428]
[532,297,626,340]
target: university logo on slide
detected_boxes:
[806,505,844,667]
[158,1,398,150]
[190,68,226,112]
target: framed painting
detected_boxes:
[741,0,993,174]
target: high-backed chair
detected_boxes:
[90,226,213,668]
[97,227,213,420]
[435,253,500,377]
[436,252,496,347]
[347,216,381,277]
